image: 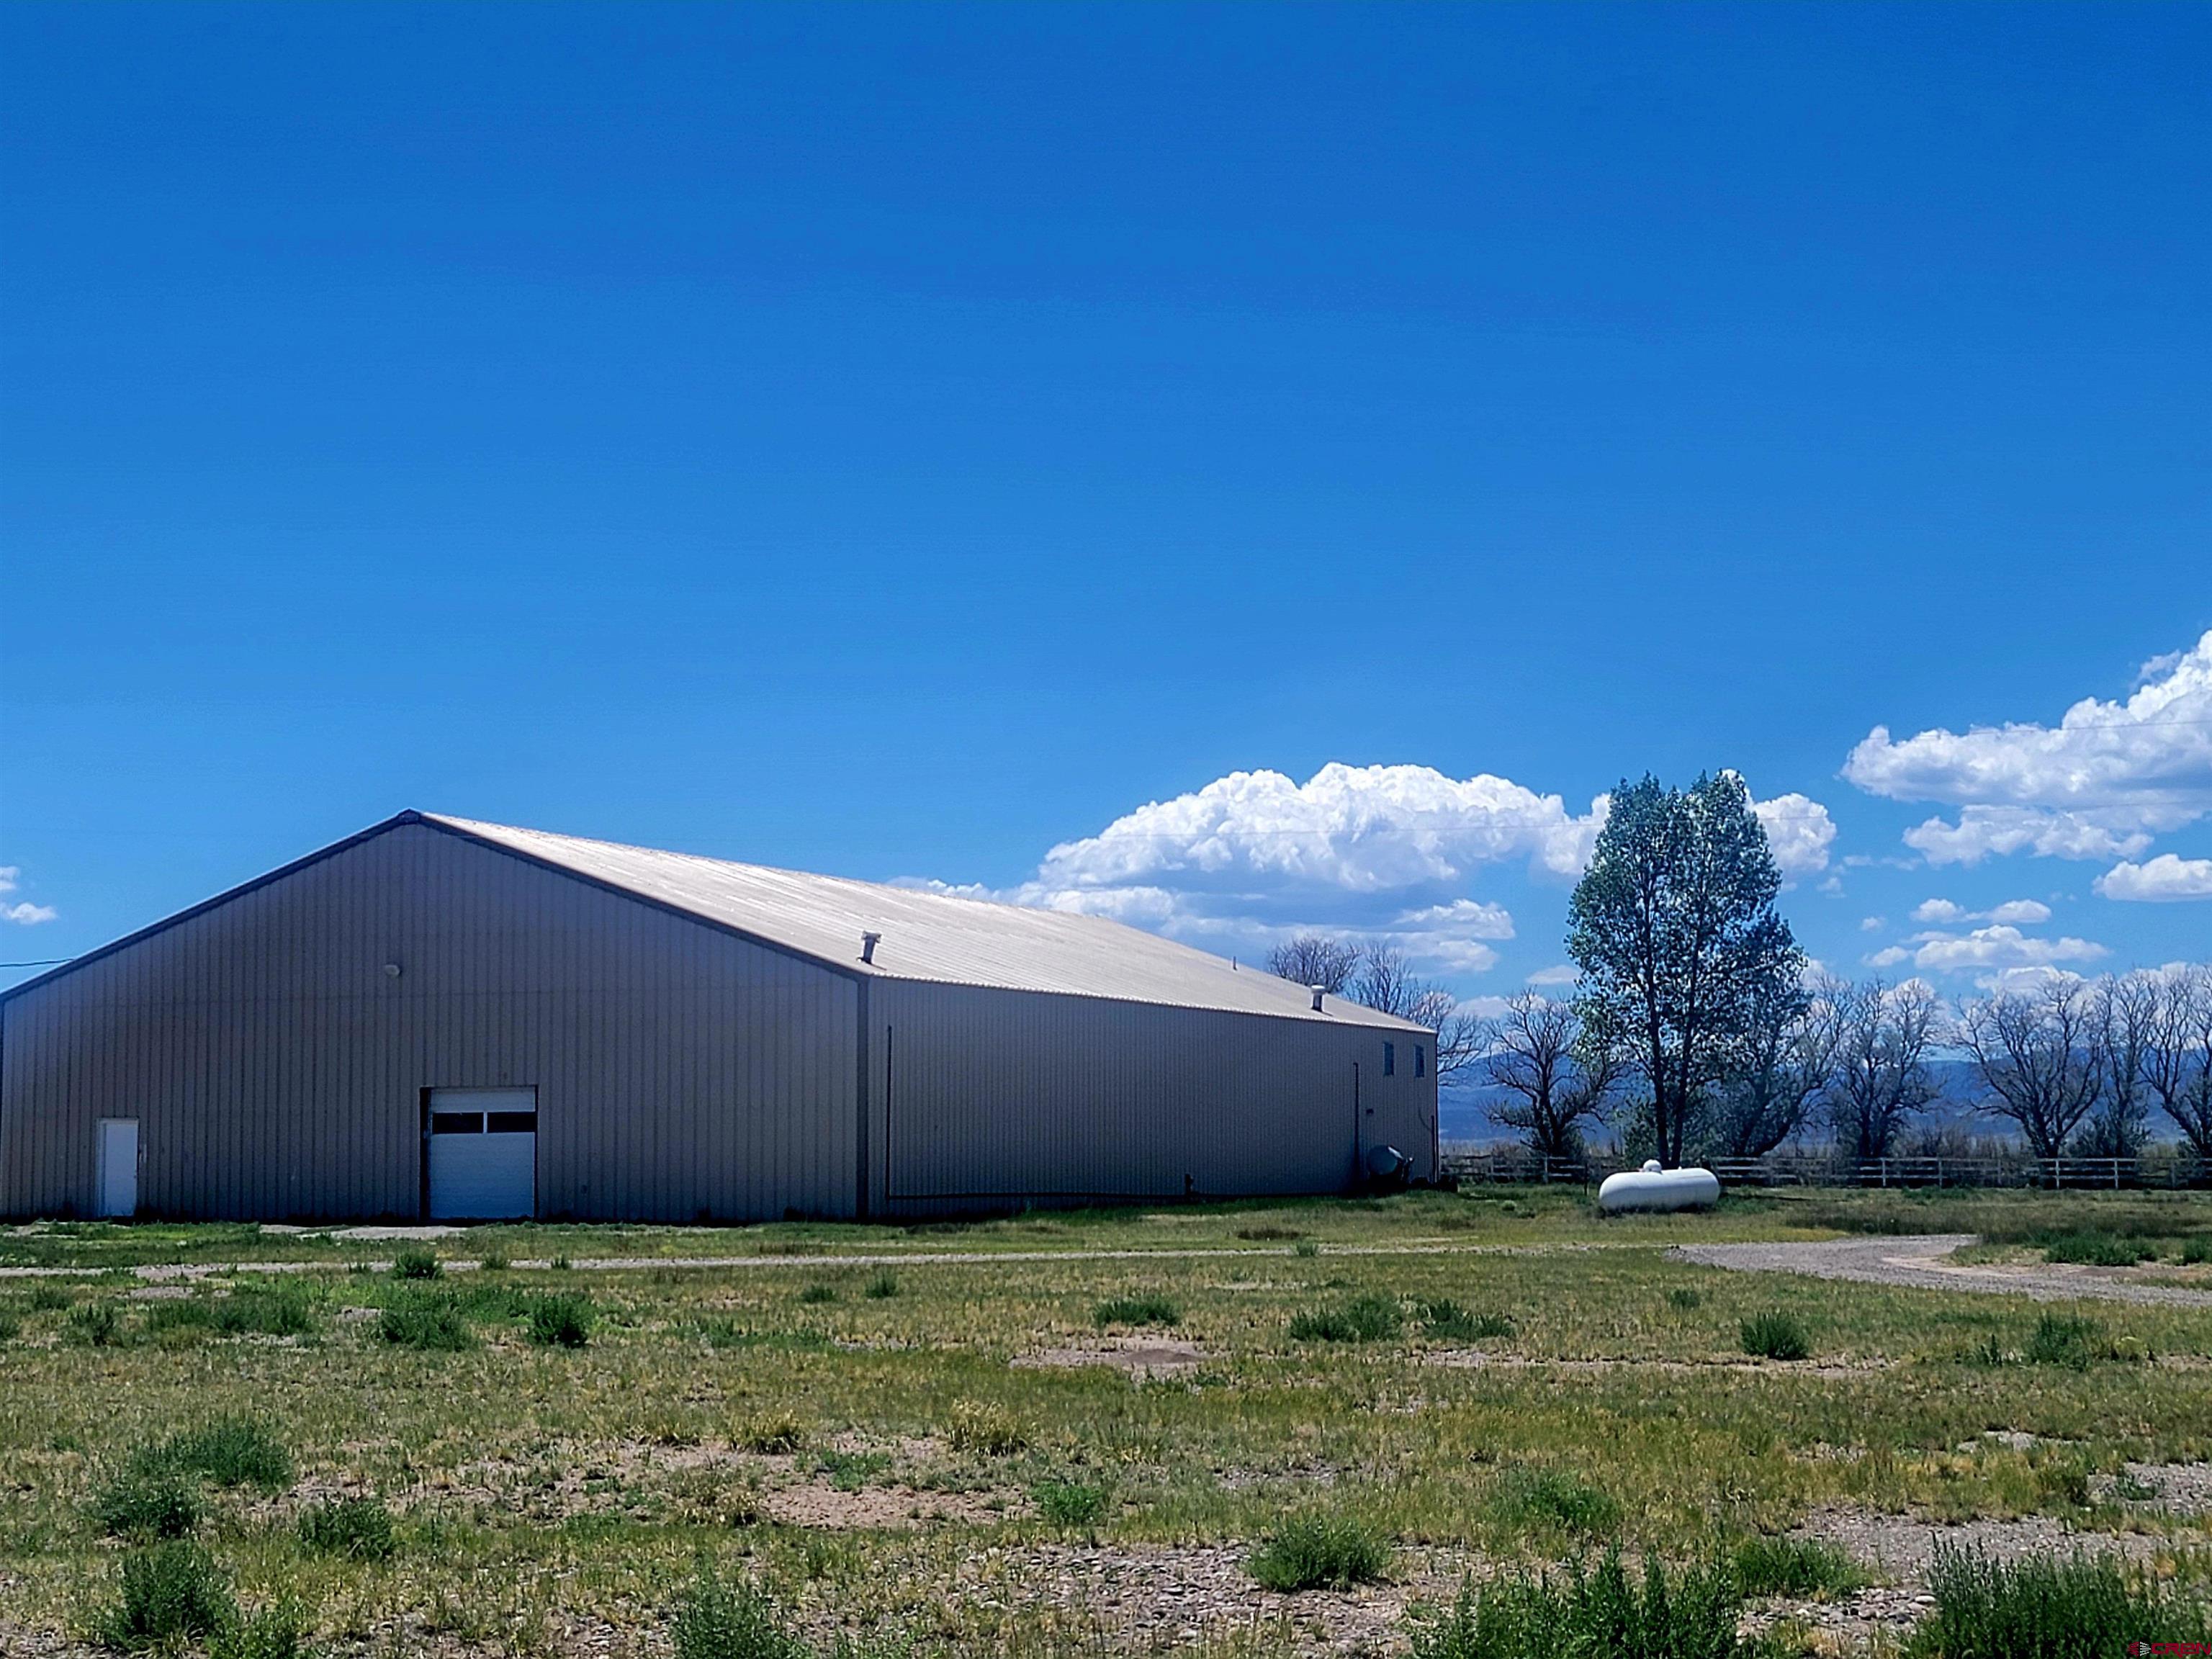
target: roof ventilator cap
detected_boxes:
[860,931,881,965]
[1310,985,1326,1012]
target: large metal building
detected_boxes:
[0,811,1439,1223]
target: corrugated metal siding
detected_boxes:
[0,824,858,1222]
[866,980,1437,1209]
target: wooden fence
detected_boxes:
[1439,1148,2212,1191]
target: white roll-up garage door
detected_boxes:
[426,1088,537,1220]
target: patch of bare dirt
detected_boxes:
[2103,1462,2212,1514]
[757,1480,1004,1529]
[1425,1349,1892,1379]
[1675,1235,2212,1308]
[1013,1335,1206,1380]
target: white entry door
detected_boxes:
[426,1088,537,1220]
[96,1118,139,1218]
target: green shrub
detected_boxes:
[1411,1550,1752,1659]
[1418,1299,1514,1341]
[89,1466,204,1539]
[1288,1294,1403,1343]
[1293,1240,1321,1257]
[2024,1312,2121,1370]
[946,1401,1026,1456]
[863,1271,899,1300]
[390,1247,442,1281]
[1740,1310,1811,1362]
[816,1450,891,1491]
[526,1292,595,1348]
[670,1564,809,1659]
[29,1282,73,1312]
[1093,1295,1181,1328]
[1249,1511,1391,1592]
[1032,1478,1109,1527]
[797,1284,840,1305]
[0,1309,19,1343]
[211,1597,314,1659]
[67,1300,125,1347]
[1667,1287,1704,1310]
[297,1495,397,1560]
[479,1250,511,1272]
[144,1290,312,1342]
[377,1289,475,1350]
[2040,1232,2149,1267]
[1904,1542,2212,1658]
[1731,1534,1867,1599]
[2181,1236,2212,1266]
[550,1254,574,1272]
[93,1539,236,1651]
[740,1412,809,1455]
[1489,1466,1620,1538]
[155,1418,293,1491]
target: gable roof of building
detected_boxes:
[426,814,1424,1030]
[2,812,1426,1033]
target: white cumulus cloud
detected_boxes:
[1871,924,2108,976]
[0,866,56,927]
[1910,896,2051,926]
[2096,854,2212,902]
[1848,631,2212,860]
[1752,792,1838,880]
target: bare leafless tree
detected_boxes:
[1352,944,1486,1079]
[2079,973,2160,1157]
[1264,935,1363,997]
[1959,978,2109,1159]
[1709,974,1843,1158]
[1823,977,1941,1159]
[2146,965,2212,1159]
[1485,993,1618,1159]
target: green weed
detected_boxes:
[1489,1466,1620,1539]
[66,1300,125,1346]
[390,1247,441,1281]
[526,1292,595,1348]
[1904,1542,2211,1657]
[1288,1294,1402,1342]
[797,1284,840,1305]
[863,1271,900,1300]
[1093,1295,1180,1328]
[297,1495,397,1560]
[1248,1511,1391,1592]
[156,1417,294,1490]
[947,1401,1027,1456]
[1731,1534,1867,1599]
[1418,1299,1514,1341]
[1740,1310,1811,1362]
[91,1539,235,1651]
[89,1466,204,1539]
[376,1288,475,1350]
[1031,1478,1109,1527]
[2024,1313,2121,1370]
[1411,1550,1753,1658]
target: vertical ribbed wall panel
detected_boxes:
[0,823,858,1222]
[866,981,1437,1212]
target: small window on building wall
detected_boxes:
[1415,1044,1426,1077]
[1383,1041,1395,1076]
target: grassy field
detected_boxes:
[4,1186,2211,1656]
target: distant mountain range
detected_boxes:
[1438,1058,2183,1151]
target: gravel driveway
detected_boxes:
[1672,1233,2212,1308]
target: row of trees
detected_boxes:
[1266,770,2212,1165]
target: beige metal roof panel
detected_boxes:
[425,814,1426,1032]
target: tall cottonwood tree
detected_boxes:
[1567,772,1804,1166]
[1264,935,1363,997]
[1485,993,1618,1159]
[1958,978,2108,1159]
[1709,973,1841,1159]
[2146,966,2212,1158]
[1823,977,1941,1159]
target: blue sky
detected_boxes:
[4,3,2208,1004]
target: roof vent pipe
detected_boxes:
[1310,985,1326,1012]
[860,931,881,965]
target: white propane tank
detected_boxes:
[1597,1159,1722,1214]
